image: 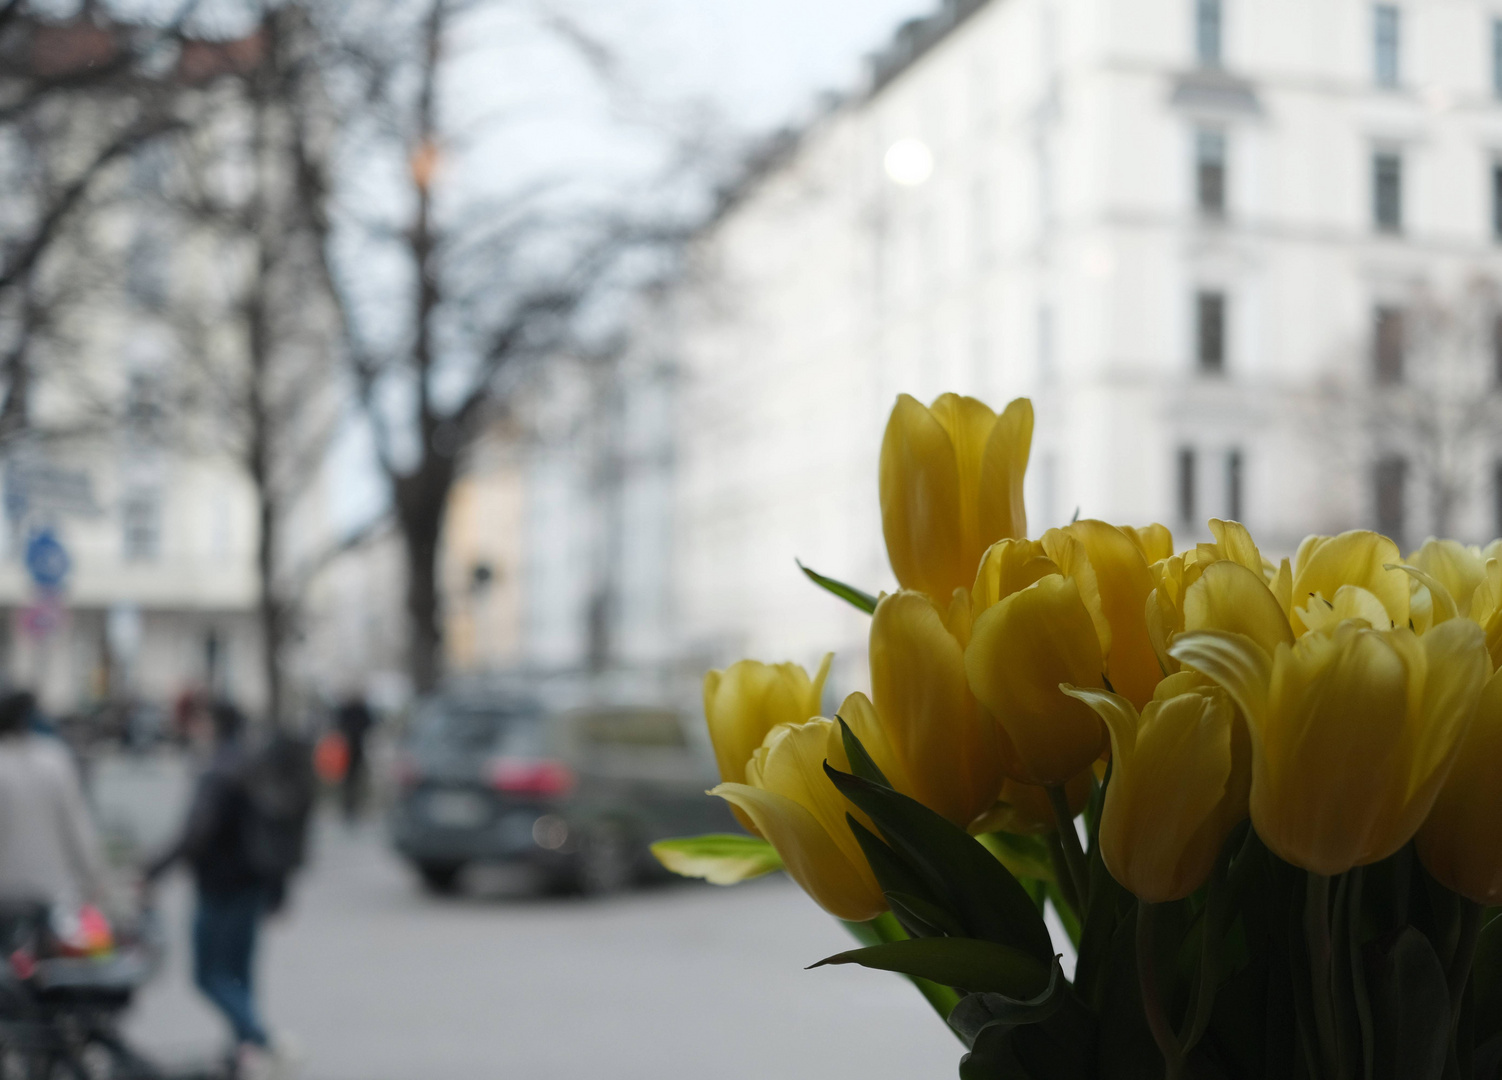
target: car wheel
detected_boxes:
[417,861,465,895]
[575,826,634,896]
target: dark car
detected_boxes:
[389,694,735,895]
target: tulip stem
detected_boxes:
[1304,873,1342,1080]
[1136,901,1185,1080]
[1046,784,1090,911]
[1448,900,1483,1041]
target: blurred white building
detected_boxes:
[661,0,1502,678]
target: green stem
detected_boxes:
[1304,873,1341,1080]
[1137,901,1186,1080]
[1045,830,1081,920]
[1047,784,1090,912]
[1179,842,1232,1054]
[1347,868,1374,1080]
[1447,900,1484,1041]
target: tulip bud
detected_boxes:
[1147,520,1273,672]
[712,718,887,922]
[869,590,1005,828]
[1171,619,1488,876]
[1417,667,1502,904]
[1064,674,1248,902]
[880,394,1033,603]
[703,655,832,832]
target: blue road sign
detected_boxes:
[25,528,70,589]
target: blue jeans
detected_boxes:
[193,888,268,1048]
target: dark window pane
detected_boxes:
[1374,456,1407,546]
[1196,128,1226,217]
[1373,152,1402,232]
[1197,291,1226,372]
[1494,19,1502,98]
[1374,306,1404,384]
[1374,5,1400,87]
[1196,0,1222,66]
[1178,447,1197,523]
[1493,165,1502,240]
[1226,449,1243,521]
[1494,462,1502,539]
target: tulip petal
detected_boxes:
[1066,520,1163,708]
[972,539,1055,615]
[977,397,1033,550]
[872,591,1000,826]
[1184,561,1295,658]
[880,394,967,599]
[929,393,1000,566]
[1124,523,1174,565]
[1418,666,1502,904]
[1289,530,1408,635]
[1409,539,1486,617]
[1168,630,1272,733]
[1207,519,1265,574]
[1393,564,1459,626]
[967,575,1108,784]
[712,782,885,921]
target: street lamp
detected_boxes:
[884,138,934,186]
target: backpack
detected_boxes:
[239,732,317,883]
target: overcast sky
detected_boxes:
[575,0,932,132]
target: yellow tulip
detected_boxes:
[1286,530,1408,636]
[880,393,1033,603]
[703,655,832,832]
[869,590,1005,828]
[1171,619,1488,876]
[1059,520,1162,708]
[970,768,1097,837]
[712,716,886,922]
[1063,673,1248,902]
[966,569,1109,786]
[1408,539,1487,620]
[1417,667,1502,904]
[1147,519,1274,672]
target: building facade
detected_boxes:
[665,0,1502,680]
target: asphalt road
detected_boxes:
[94,755,961,1080]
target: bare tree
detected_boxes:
[1323,276,1502,547]
[157,2,342,725]
[294,0,699,692]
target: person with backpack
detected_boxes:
[143,700,310,1079]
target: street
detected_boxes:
[94,755,959,1080]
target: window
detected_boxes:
[1373,152,1403,233]
[1195,0,1222,67]
[1373,306,1405,384]
[1374,456,1407,546]
[1226,449,1243,521]
[1177,448,1198,524]
[121,489,161,562]
[1493,315,1502,385]
[1494,19,1502,98]
[1196,128,1227,218]
[1492,164,1502,241]
[1196,291,1227,373]
[1374,5,1400,87]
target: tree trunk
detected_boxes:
[395,458,455,696]
[256,480,284,726]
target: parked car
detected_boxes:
[389,691,736,895]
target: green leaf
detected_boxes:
[849,815,943,913]
[797,559,878,614]
[888,890,968,939]
[840,912,966,1030]
[825,763,1055,962]
[810,937,1051,998]
[959,1024,1033,1080]
[978,831,1057,884]
[948,958,1069,1045]
[1366,925,1451,1080]
[649,834,782,884]
[837,715,893,787]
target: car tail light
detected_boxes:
[487,757,576,798]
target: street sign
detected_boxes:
[3,457,99,521]
[24,528,70,589]
[17,592,64,639]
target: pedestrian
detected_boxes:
[0,690,109,911]
[333,693,374,823]
[143,701,284,1079]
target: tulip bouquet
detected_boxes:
[652,393,1502,1080]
